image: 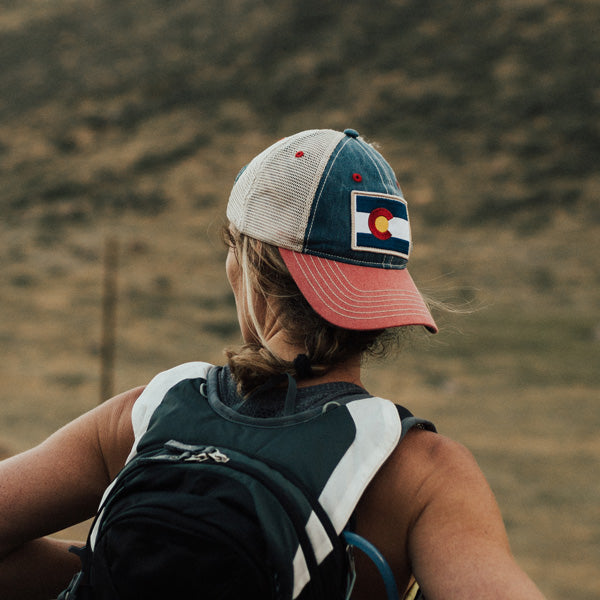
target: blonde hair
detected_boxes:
[223,227,414,396]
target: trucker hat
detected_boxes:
[227,128,437,332]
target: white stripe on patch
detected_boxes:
[354,210,410,241]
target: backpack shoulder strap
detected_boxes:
[394,403,437,440]
[127,361,214,462]
[343,402,435,600]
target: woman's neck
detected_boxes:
[261,327,364,389]
[297,360,364,389]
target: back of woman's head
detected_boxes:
[225,129,438,395]
[223,227,407,396]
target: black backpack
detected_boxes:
[59,363,434,600]
[60,439,351,599]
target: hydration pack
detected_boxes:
[59,362,435,599]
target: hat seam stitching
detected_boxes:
[300,247,408,269]
[303,135,351,250]
[303,256,425,304]
[361,143,401,268]
[293,255,431,320]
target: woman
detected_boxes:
[0,128,546,599]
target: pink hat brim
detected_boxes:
[279,248,438,332]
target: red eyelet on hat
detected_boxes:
[295,151,304,158]
[352,173,362,182]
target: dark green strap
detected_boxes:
[395,404,437,440]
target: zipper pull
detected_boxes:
[184,446,230,464]
[164,440,230,463]
[207,449,229,463]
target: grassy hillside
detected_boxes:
[0,1,598,598]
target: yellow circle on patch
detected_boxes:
[374,215,389,233]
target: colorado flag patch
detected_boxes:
[351,191,411,259]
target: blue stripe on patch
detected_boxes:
[355,195,408,221]
[356,233,410,256]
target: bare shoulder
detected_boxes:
[352,429,458,596]
[373,428,510,554]
[0,386,145,555]
[42,384,146,483]
[392,428,493,503]
[356,429,546,599]
[93,386,146,479]
[384,427,473,475]
[360,428,484,519]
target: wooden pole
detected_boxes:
[100,236,119,404]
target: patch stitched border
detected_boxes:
[350,190,410,259]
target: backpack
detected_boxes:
[58,362,435,600]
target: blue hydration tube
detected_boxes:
[343,531,399,600]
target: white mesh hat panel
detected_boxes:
[227,129,345,251]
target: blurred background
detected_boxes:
[0,1,598,598]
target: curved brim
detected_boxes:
[279,249,438,332]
